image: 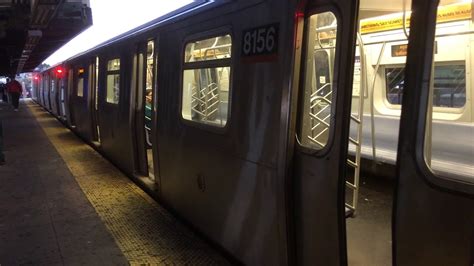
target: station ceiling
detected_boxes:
[0,0,92,76]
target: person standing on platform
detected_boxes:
[0,82,6,103]
[0,120,5,165]
[6,76,22,111]
[4,78,11,103]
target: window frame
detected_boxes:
[76,66,86,98]
[50,78,55,94]
[143,38,157,146]
[295,7,342,156]
[93,56,100,111]
[415,79,474,193]
[179,27,234,133]
[105,57,121,105]
[382,61,468,116]
[420,61,473,188]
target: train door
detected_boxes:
[67,68,76,127]
[90,56,101,145]
[144,40,156,180]
[42,75,46,106]
[54,77,60,115]
[38,75,43,106]
[45,74,51,111]
[50,76,55,112]
[59,75,66,120]
[52,69,63,116]
[394,0,474,265]
[43,76,48,108]
[291,0,358,264]
[131,39,156,180]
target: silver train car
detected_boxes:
[32,0,474,265]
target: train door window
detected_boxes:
[68,69,73,94]
[106,58,120,104]
[51,78,55,112]
[145,40,155,179]
[95,57,100,111]
[297,12,338,150]
[43,75,47,105]
[424,0,473,185]
[77,68,85,97]
[88,63,93,98]
[67,68,76,127]
[145,40,154,146]
[94,56,101,142]
[45,75,51,109]
[181,33,232,127]
[50,78,55,110]
[60,77,66,118]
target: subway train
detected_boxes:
[32,0,473,265]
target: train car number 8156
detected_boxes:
[241,23,279,61]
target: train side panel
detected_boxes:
[94,47,135,174]
[157,1,292,264]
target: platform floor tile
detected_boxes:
[0,100,127,265]
[28,101,230,265]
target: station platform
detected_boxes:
[0,100,230,265]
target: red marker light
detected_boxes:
[34,76,39,80]
[55,67,65,78]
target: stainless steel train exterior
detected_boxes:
[32,0,474,265]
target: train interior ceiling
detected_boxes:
[20,0,473,265]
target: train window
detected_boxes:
[181,34,232,127]
[423,1,473,185]
[106,58,120,104]
[146,40,154,94]
[385,67,404,105]
[77,68,85,97]
[386,63,466,108]
[432,64,466,108]
[184,35,231,62]
[298,11,338,150]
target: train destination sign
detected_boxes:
[391,41,438,57]
[241,23,279,62]
[391,44,408,57]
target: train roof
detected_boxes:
[45,0,227,69]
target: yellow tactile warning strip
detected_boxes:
[28,102,230,265]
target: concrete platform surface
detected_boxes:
[0,100,230,265]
